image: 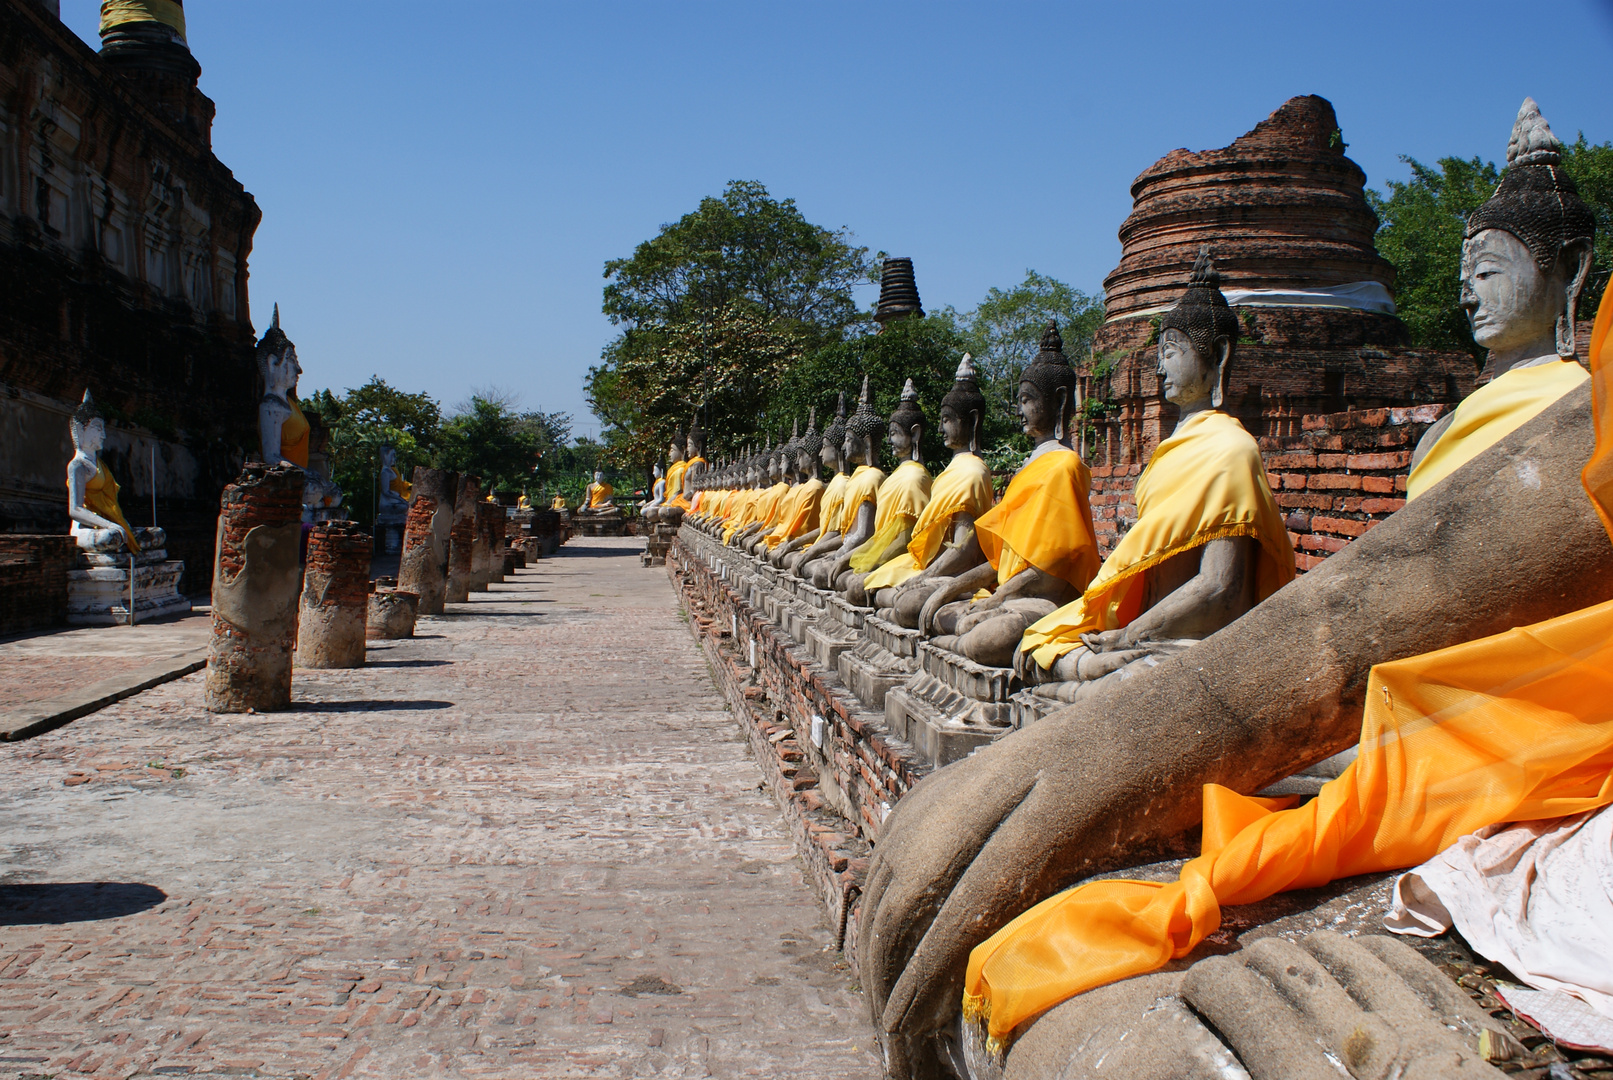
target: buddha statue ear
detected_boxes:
[908,422,923,461]
[969,409,982,455]
[1211,336,1233,409]
[1557,238,1595,358]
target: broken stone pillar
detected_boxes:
[294,521,372,669]
[492,508,510,582]
[367,587,419,639]
[400,467,457,615]
[205,463,305,713]
[446,474,479,603]
[470,502,492,592]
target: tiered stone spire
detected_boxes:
[874,257,924,326]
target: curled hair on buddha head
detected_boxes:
[70,388,101,446]
[254,303,292,384]
[687,415,706,456]
[846,374,885,443]
[798,406,824,459]
[1465,98,1597,357]
[1158,246,1241,382]
[890,377,924,432]
[822,392,848,454]
[941,353,987,448]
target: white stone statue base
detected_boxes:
[67,548,191,625]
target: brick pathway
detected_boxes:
[0,538,880,1079]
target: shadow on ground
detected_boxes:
[291,699,455,712]
[0,882,167,925]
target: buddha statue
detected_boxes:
[578,470,615,514]
[640,462,666,520]
[786,393,852,574]
[866,355,997,626]
[765,409,829,566]
[664,418,707,528]
[551,493,567,511]
[66,390,163,555]
[1016,251,1295,701]
[843,379,933,605]
[651,430,686,525]
[741,429,799,555]
[378,446,410,513]
[1407,97,1596,496]
[913,323,1101,668]
[731,436,788,551]
[516,490,532,511]
[256,307,342,517]
[725,443,777,546]
[806,377,887,589]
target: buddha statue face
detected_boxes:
[262,341,301,398]
[796,447,815,477]
[1460,229,1586,357]
[845,429,872,468]
[821,434,840,470]
[888,419,919,462]
[939,405,973,453]
[1016,380,1064,443]
[668,438,684,463]
[72,415,106,456]
[593,470,603,484]
[1157,328,1225,410]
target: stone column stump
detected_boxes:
[367,588,420,639]
[470,502,492,592]
[401,467,458,615]
[446,475,479,603]
[294,521,372,668]
[397,494,443,613]
[205,463,305,713]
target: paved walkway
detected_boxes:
[0,538,879,1079]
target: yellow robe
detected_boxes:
[1022,412,1294,669]
[862,452,996,591]
[663,459,690,509]
[753,483,789,532]
[973,447,1099,596]
[836,465,886,534]
[848,460,933,573]
[551,496,567,510]
[765,478,826,550]
[389,472,414,502]
[1407,359,1589,500]
[586,482,614,508]
[963,294,1613,1051]
[721,490,763,544]
[280,395,311,468]
[79,461,139,553]
[816,472,850,538]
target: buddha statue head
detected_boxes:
[941,353,987,455]
[653,462,663,480]
[797,407,823,478]
[255,304,300,400]
[779,422,800,481]
[69,389,106,459]
[687,417,706,461]
[1462,98,1596,366]
[889,378,925,463]
[593,470,604,484]
[1018,322,1077,444]
[668,429,685,464]
[1157,247,1239,417]
[846,375,884,467]
[822,392,848,472]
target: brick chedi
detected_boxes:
[0,0,261,594]
[1084,95,1474,472]
[1082,95,1477,561]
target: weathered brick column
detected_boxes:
[294,521,372,669]
[367,587,420,639]
[446,474,480,603]
[496,510,515,578]
[470,502,492,592]
[400,467,457,614]
[206,463,305,713]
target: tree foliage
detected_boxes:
[435,390,572,495]
[303,378,443,528]
[1368,134,1612,355]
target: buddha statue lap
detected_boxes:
[842,380,933,606]
[256,307,343,521]
[914,324,1100,669]
[784,394,851,574]
[806,378,886,589]
[864,357,996,621]
[856,101,1611,1080]
[1015,252,1295,705]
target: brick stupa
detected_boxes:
[1084,95,1475,468]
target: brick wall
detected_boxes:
[0,534,76,636]
[1090,463,1142,556]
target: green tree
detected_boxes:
[303,378,444,529]
[435,391,571,496]
[1562,135,1613,314]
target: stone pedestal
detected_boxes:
[446,475,479,603]
[574,508,625,537]
[642,522,676,567]
[839,614,920,711]
[397,494,444,615]
[205,463,305,714]
[367,587,419,639]
[295,521,372,669]
[67,541,190,625]
[805,593,870,673]
[884,642,1018,767]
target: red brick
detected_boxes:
[1299,533,1350,553]
[1317,453,1349,469]
[1360,498,1406,514]
[1312,516,1375,538]
[1265,453,1318,470]
[1347,451,1411,471]
[1307,473,1362,491]
[1275,492,1334,510]
[1360,476,1395,494]
[1281,473,1307,490]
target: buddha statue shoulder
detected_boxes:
[863,356,995,614]
[66,390,164,555]
[789,393,852,574]
[842,379,934,604]
[1016,251,1296,702]
[256,307,342,515]
[913,323,1101,668]
[808,377,887,588]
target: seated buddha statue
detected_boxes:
[256,307,342,516]
[784,394,851,574]
[646,431,684,525]
[663,419,707,528]
[578,471,615,515]
[66,390,163,555]
[806,379,887,589]
[1017,251,1296,702]
[639,463,667,520]
[378,446,411,512]
[721,452,766,545]
[516,491,532,511]
[843,379,933,604]
[912,323,1101,668]
[729,435,785,551]
[744,428,802,556]
[765,410,829,566]
[862,357,996,619]
[551,493,567,511]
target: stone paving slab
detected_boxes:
[0,538,880,1079]
[0,612,212,714]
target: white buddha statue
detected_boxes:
[256,306,342,516]
[67,390,164,555]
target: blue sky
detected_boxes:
[61,1,1613,440]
